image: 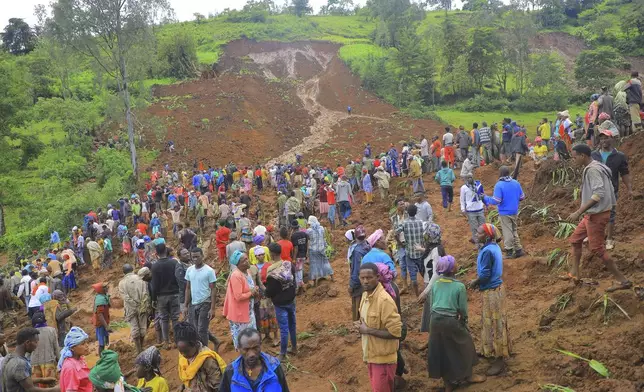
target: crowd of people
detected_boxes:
[0,74,640,391]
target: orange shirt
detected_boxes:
[277,239,294,261]
[337,167,345,177]
[432,140,442,157]
[216,226,231,247]
[136,223,148,234]
[326,188,336,205]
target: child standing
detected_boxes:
[435,161,456,211]
[92,282,111,355]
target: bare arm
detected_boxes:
[184,281,192,310]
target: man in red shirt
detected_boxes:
[325,182,337,229]
[254,167,263,191]
[136,221,149,236]
[277,227,294,262]
[215,221,232,262]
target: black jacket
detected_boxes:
[264,275,296,307]
[150,257,179,300]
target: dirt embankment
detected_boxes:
[5,39,638,392]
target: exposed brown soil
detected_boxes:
[6,39,642,392]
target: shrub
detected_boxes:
[455,94,510,112]
[158,31,199,78]
[29,146,89,183]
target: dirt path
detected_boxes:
[247,47,388,166]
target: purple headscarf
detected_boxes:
[375,262,396,299]
[436,255,455,275]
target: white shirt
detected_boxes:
[420,138,429,156]
[28,285,49,308]
[415,201,433,223]
[443,132,454,146]
[16,275,31,299]
[253,225,267,237]
[460,184,485,213]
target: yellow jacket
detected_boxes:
[409,159,422,179]
[359,283,402,364]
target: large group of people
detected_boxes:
[0,71,640,391]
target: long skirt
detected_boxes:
[309,251,333,280]
[62,272,77,290]
[481,285,512,359]
[259,297,279,335]
[319,201,329,214]
[427,314,478,382]
[229,306,256,351]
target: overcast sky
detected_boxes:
[1,0,371,26]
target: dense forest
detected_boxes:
[1,0,643,251]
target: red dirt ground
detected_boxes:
[6,40,641,392]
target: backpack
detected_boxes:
[200,175,208,187]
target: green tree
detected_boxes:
[158,31,198,78]
[366,0,424,48]
[536,0,567,28]
[1,18,36,55]
[622,0,644,44]
[49,0,173,179]
[320,0,355,15]
[501,10,536,94]
[467,27,500,91]
[439,15,467,95]
[290,0,313,16]
[530,51,566,94]
[574,47,623,89]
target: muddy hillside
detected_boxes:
[9,40,640,392]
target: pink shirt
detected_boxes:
[60,357,93,392]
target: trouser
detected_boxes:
[390,159,399,176]
[157,294,180,343]
[379,187,388,201]
[421,156,430,173]
[102,250,113,269]
[327,205,336,225]
[256,177,263,191]
[444,146,454,166]
[431,156,439,172]
[274,302,297,355]
[189,302,212,347]
[467,211,486,245]
[397,249,407,279]
[481,143,492,164]
[440,186,453,208]
[472,146,481,166]
[368,363,396,392]
[512,153,523,180]
[349,178,358,191]
[460,148,469,163]
[338,201,351,221]
[499,215,522,252]
[412,178,424,193]
[406,257,424,283]
[570,210,610,258]
[126,312,148,340]
[629,103,642,128]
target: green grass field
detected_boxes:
[436,105,586,138]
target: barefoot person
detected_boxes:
[567,144,632,292]
[469,223,511,376]
[427,256,486,391]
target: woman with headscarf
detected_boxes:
[87,237,103,273]
[135,346,168,392]
[222,251,259,350]
[175,321,226,392]
[44,289,76,347]
[362,229,395,273]
[614,80,632,136]
[30,312,60,386]
[416,223,446,333]
[59,327,93,392]
[248,235,271,266]
[427,256,485,391]
[558,110,573,151]
[468,223,511,377]
[306,216,334,286]
[89,349,137,392]
[248,247,280,346]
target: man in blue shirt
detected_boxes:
[183,247,218,349]
[348,225,370,321]
[484,166,525,258]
